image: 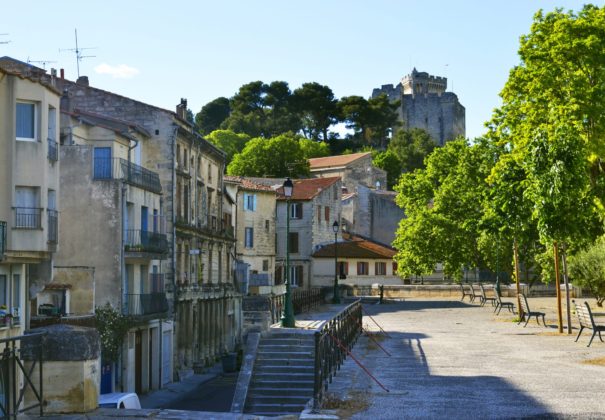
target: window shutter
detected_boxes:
[297,266,304,287]
[253,195,257,211]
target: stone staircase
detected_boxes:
[244,331,316,416]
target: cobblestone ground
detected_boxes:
[326,298,605,419]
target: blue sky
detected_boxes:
[1,1,597,139]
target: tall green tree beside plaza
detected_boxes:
[388,128,436,173]
[393,139,494,280]
[195,97,231,135]
[205,130,250,165]
[227,133,313,178]
[292,82,339,141]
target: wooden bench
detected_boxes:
[518,294,546,327]
[459,283,473,302]
[479,284,497,307]
[573,300,605,347]
[493,288,515,315]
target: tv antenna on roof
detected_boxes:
[59,29,96,77]
[0,33,10,45]
[27,57,57,70]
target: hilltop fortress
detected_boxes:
[372,68,465,145]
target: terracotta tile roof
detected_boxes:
[312,235,396,259]
[308,152,371,170]
[224,176,275,193]
[275,177,340,201]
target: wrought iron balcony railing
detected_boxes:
[124,229,168,254]
[47,209,58,244]
[93,157,162,193]
[0,221,6,256]
[13,207,42,229]
[47,138,58,162]
[124,293,169,316]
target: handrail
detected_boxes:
[313,299,362,409]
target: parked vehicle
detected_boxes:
[98,392,141,409]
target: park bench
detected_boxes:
[573,300,605,347]
[493,288,515,315]
[470,284,484,304]
[459,283,473,302]
[518,294,546,327]
[479,284,497,307]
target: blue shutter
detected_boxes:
[253,195,257,211]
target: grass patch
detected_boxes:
[581,357,605,366]
[322,391,369,417]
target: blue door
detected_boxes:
[94,147,112,179]
[100,361,112,394]
[141,206,148,247]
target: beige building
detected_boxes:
[308,152,386,191]
[224,176,279,295]
[312,233,400,287]
[0,66,60,410]
[54,109,170,395]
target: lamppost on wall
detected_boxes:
[332,220,340,304]
[281,178,295,327]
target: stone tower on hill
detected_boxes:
[372,68,465,145]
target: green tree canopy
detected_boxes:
[388,128,436,173]
[227,133,310,178]
[339,94,400,148]
[195,97,230,135]
[299,138,330,159]
[568,236,605,306]
[373,150,402,190]
[205,130,250,165]
[292,82,339,141]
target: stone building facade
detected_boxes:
[372,68,465,145]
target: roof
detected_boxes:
[276,177,340,201]
[308,152,372,170]
[0,63,61,95]
[224,176,276,193]
[312,234,396,259]
[64,108,151,138]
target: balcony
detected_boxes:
[13,207,42,229]
[0,221,5,256]
[47,209,58,244]
[124,229,168,254]
[124,293,168,316]
[93,157,162,194]
[47,138,58,162]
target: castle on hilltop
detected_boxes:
[372,68,465,145]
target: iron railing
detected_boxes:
[47,210,58,244]
[47,138,58,162]
[0,332,45,418]
[267,288,324,324]
[313,299,362,409]
[150,273,165,292]
[0,221,6,256]
[93,157,162,193]
[13,208,42,229]
[124,293,169,316]
[124,229,168,254]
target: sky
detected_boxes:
[1,1,598,140]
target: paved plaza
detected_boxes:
[325,298,605,419]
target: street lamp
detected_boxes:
[332,220,341,304]
[281,178,295,327]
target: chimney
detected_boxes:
[60,89,72,112]
[60,68,64,79]
[176,98,187,119]
[50,68,57,77]
[76,76,89,87]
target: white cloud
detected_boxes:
[94,63,140,79]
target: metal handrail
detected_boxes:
[47,209,58,244]
[313,299,362,409]
[124,229,168,254]
[124,293,169,316]
[93,157,162,193]
[13,207,42,229]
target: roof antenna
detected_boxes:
[27,57,57,70]
[60,29,96,77]
[0,33,10,45]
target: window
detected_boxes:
[244,193,257,211]
[0,275,6,307]
[245,227,254,248]
[324,206,330,222]
[262,260,269,271]
[338,261,349,277]
[357,262,369,275]
[265,220,270,231]
[288,232,299,253]
[317,206,321,223]
[290,265,304,287]
[275,266,283,284]
[16,101,37,141]
[375,262,387,275]
[290,202,302,219]
[15,186,40,228]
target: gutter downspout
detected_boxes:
[170,126,178,319]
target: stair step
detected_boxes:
[261,338,315,346]
[248,387,314,397]
[251,378,314,388]
[254,366,314,374]
[256,351,313,359]
[245,402,307,414]
[255,359,315,368]
[258,344,314,352]
[247,395,311,405]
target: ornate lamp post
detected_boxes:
[281,178,295,327]
[332,220,341,304]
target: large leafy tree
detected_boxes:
[227,133,310,178]
[339,94,399,148]
[195,97,230,135]
[388,128,436,173]
[205,130,250,165]
[393,139,494,280]
[292,82,339,141]
[373,150,403,190]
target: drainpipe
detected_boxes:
[170,126,178,319]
